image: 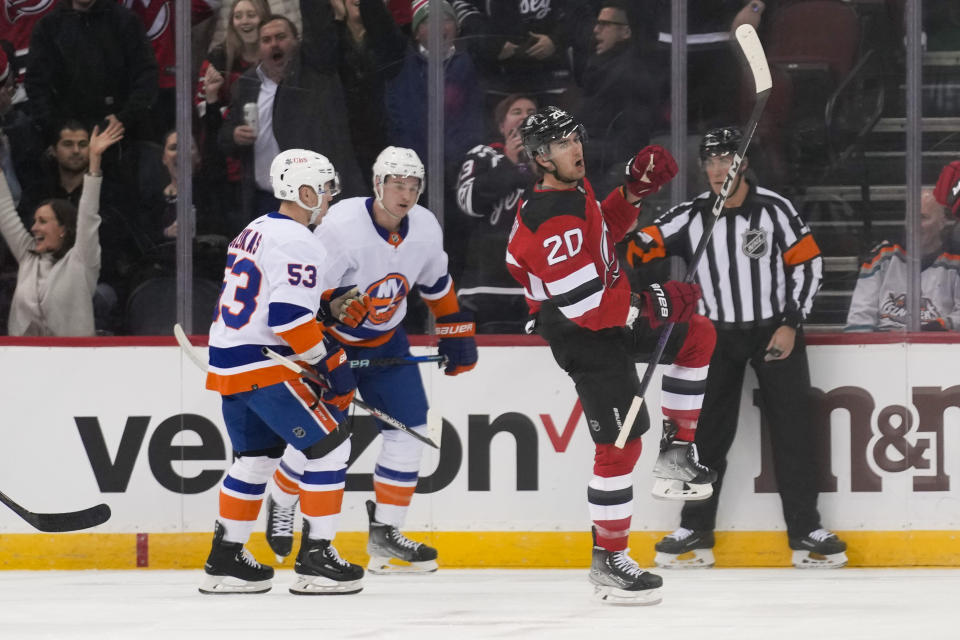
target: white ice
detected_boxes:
[0,568,956,640]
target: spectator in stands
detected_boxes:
[0,38,44,212]
[124,0,220,138]
[0,47,21,207]
[0,120,123,336]
[209,0,303,50]
[576,0,659,196]
[845,188,960,332]
[454,93,537,333]
[25,0,158,145]
[935,160,960,253]
[385,0,484,172]
[484,0,571,102]
[219,6,363,221]
[328,0,407,186]
[196,0,269,235]
[198,0,269,111]
[17,121,90,224]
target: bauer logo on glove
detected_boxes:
[435,311,478,376]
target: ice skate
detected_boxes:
[652,422,716,501]
[366,500,438,574]
[789,528,848,569]
[654,527,716,568]
[289,520,364,594]
[198,521,274,594]
[265,494,296,563]
[588,528,662,605]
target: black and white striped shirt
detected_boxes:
[626,183,823,327]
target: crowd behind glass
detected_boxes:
[0,0,957,337]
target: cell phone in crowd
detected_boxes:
[764,346,784,362]
[243,102,258,136]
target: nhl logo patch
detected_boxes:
[741,229,768,259]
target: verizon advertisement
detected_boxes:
[0,342,958,534]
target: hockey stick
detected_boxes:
[261,347,440,449]
[615,24,772,449]
[174,324,446,371]
[0,489,111,532]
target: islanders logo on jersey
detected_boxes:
[364,273,410,325]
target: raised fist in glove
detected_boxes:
[308,339,356,411]
[625,145,678,199]
[633,281,702,328]
[435,311,478,376]
[318,285,375,328]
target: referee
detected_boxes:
[625,127,848,569]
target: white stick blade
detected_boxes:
[735,24,772,94]
[173,323,209,372]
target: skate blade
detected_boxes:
[198,573,272,595]
[654,549,715,569]
[651,478,713,501]
[792,550,848,569]
[289,575,363,595]
[367,556,439,574]
[593,585,662,606]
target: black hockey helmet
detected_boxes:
[520,106,586,158]
[699,126,743,160]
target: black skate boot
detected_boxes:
[588,529,662,605]
[366,499,438,574]
[654,527,716,568]
[198,521,274,594]
[652,421,717,501]
[290,520,364,595]
[265,494,296,563]
[789,528,848,569]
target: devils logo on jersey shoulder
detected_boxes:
[741,228,768,259]
[364,273,410,325]
[4,0,55,24]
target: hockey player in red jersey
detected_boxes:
[505,107,718,604]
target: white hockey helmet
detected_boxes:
[372,146,425,203]
[270,149,341,223]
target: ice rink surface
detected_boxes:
[1,568,958,640]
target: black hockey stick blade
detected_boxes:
[0,489,111,532]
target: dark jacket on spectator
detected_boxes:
[385,46,483,173]
[577,40,658,194]
[25,0,158,139]
[485,0,571,92]
[218,0,363,221]
[332,0,407,184]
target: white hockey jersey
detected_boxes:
[315,197,459,346]
[845,241,960,331]
[207,212,337,394]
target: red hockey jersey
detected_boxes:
[505,179,640,331]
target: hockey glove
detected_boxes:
[436,311,478,376]
[632,281,702,328]
[308,339,356,411]
[318,285,375,328]
[934,160,960,218]
[624,145,678,199]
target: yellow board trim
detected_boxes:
[1,531,959,570]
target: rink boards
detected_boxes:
[0,336,958,569]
